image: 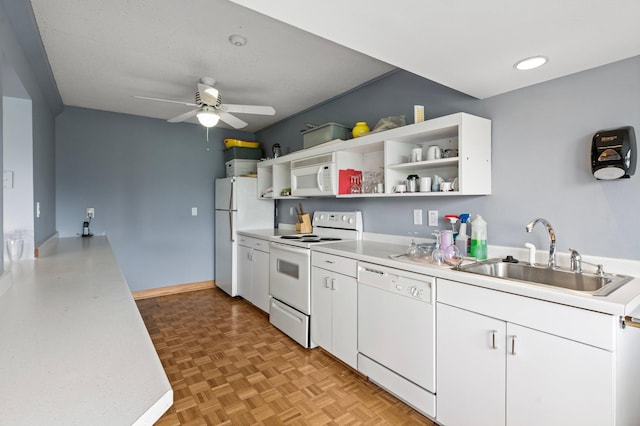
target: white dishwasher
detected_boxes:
[357,261,436,419]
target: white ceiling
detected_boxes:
[30,0,640,132]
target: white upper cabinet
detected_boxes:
[257,112,491,198]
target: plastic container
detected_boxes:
[223,147,263,162]
[470,215,488,260]
[224,139,260,149]
[225,159,258,177]
[302,123,351,148]
[7,238,24,261]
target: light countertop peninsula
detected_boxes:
[0,236,172,426]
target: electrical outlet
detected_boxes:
[428,210,438,227]
[36,202,41,218]
[192,207,198,216]
[413,209,423,225]
[86,207,95,219]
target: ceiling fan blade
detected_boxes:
[218,111,248,129]
[133,95,197,107]
[167,109,199,123]
[219,104,276,115]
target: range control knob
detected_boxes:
[342,215,347,221]
[395,284,402,291]
[410,286,421,298]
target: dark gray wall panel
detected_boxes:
[56,107,254,291]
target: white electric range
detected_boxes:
[269,211,363,347]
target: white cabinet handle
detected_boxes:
[331,278,336,290]
[324,277,331,289]
[490,330,498,349]
[511,335,517,355]
[325,260,335,264]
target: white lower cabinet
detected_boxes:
[437,303,506,426]
[311,252,358,369]
[237,236,270,313]
[437,279,615,426]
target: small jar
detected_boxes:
[352,121,370,138]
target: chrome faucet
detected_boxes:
[525,218,557,268]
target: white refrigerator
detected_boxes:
[215,176,274,297]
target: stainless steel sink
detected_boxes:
[458,259,633,296]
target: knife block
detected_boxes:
[297,214,313,234]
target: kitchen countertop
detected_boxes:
[311,239,640,317]
[0,236,172,426]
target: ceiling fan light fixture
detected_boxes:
[514,55,548,71]
[196,108,220,127]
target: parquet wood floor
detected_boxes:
[136,288,436,426]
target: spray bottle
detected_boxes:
[470,214,488,260]
[455,213,470,255]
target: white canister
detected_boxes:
[411,146,423,162]
[419,176,432,192]
[426,145,442,160]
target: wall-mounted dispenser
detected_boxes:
[591,126,636,180]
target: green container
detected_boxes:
[302,122,351,149]
[223,147,263,162]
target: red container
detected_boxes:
[339,169,362,194]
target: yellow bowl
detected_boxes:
[224,139,260,149]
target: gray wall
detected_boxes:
[1,0,60,273]
[55,107,255,291]
[258,57,640,260]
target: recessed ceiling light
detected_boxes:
[229,34,247,47]
[514,56,548,71]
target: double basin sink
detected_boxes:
[457,258,632,297]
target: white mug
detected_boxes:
[393,184,407,193]
[411,147,423,162]
[440,181,453,191]
[426,145,441,160]
[376,183,384,193]
[419,177,432,192]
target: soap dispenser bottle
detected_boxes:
[470,214,488,260]
[455,213,470,255]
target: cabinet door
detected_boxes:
[311,267,332,350]
[237,245,253,300]
[252,250,270,313]
[436,303,506,426]
[331,273,358,369]
[506,323,614,426]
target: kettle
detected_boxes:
[406,174,419,192]
[272,143,281,158]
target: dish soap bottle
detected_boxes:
[470,215,488,260]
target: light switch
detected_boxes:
[192,207,198,216]
[428,210,439,227]
[3,170,14,189]
[413,209,423,225]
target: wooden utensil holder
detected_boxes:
[297,214,313,234]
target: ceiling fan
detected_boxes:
[134,77,275,129]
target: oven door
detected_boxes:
[269,242,311,314]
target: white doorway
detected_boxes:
[2,53,34,264]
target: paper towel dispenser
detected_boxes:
[591,126,636,180]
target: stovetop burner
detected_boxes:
[280,234,317,240]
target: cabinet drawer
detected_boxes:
[438,279,616,350]
[237,235,270,252]
[312,252,357,277]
